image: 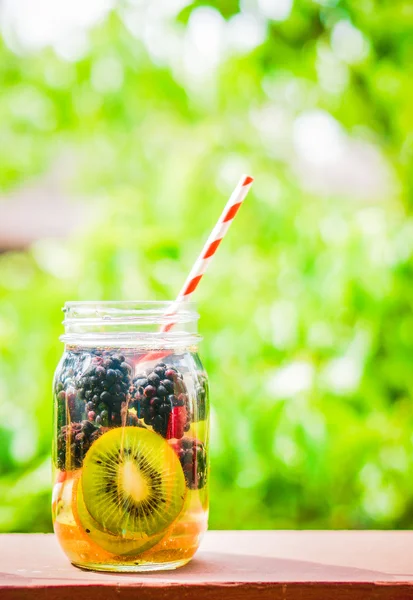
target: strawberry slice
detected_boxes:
[167,406,187,439]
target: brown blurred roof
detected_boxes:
[0,157,90,251]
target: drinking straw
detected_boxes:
[138,174,253,364]
[161,173,254,332]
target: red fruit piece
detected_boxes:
[167,406,187,440]
[165,369,177,381]
[56,470,67,483]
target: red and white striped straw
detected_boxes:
[162,173,254,331]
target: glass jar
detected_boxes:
[52,302,209,572]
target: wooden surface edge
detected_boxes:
[3,582,413,600]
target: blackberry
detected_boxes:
[131,362,191,439]
[171,437,207,490]
[77,351,132,426]
[56,420,103,470]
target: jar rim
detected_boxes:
[64,300,197,306]
[61,301,201,347]
[63,301,198,322]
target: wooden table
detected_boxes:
[1,531,413,599]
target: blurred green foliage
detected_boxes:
[1,0,413,532]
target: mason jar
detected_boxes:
[52,301,209,572]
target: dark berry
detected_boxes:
[159,402,172,415]
[154,366,165,378]
[157,385,167,398]
[75,352,134,424]
[81,419,95,433]
[111,354,122,366]
[170,437,207,490]
[162,379,174,393]
[144,385,156,398]
[150,397,163,408]
[100,391,112,403]
[153,414,168,437]
[131,363,190,438]
[106,369,116,383]
[55,421,102,470]
[147,372,161,387]
[135,379,148,389]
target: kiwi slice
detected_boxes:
[74,478,164,556]
[81,426,186,538]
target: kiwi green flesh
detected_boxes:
[76,479,163,556]
[81,427,187,537]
